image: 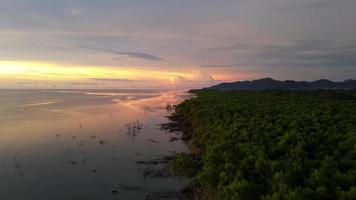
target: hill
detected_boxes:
[209,78,356,90]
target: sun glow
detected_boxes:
[0,61,185,82]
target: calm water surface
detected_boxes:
[0,89,189,200]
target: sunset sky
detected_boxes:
[0,0,355,89]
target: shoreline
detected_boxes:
[161,91,205,199]
[163,89,356,200]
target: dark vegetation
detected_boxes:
[168,90,356,200]
[209,78,356,90]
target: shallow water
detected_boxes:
[0,89,189,200]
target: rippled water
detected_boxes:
[0,89,189,200]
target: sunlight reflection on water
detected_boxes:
[0,89,189,200]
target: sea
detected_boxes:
[0,89,190,200]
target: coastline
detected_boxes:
[164,89,356,200]
[162,90,206,199]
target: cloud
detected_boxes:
[0,0,355,83]
[172,71,217,83]
[89,78,141,82]
[205,44,251,52]
[253,40,356,68]
[192,70,216,82]
[172,75,186,82]
[305,1,333,8]
[204,40,356,69]
[69,82,100,86]
[169,71,220,89]
[69,7,84,16]
[75,45,162,61]
[278,0,334,11]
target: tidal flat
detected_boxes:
[0,89,190,200]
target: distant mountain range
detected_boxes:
[208,78,356,90]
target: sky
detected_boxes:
[0,0,355,89]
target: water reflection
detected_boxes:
[0,89,189,200]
